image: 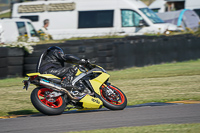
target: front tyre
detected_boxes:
[31,86,66,115]
[99,85,127,110]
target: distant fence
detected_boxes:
[114,34,200,69]
[0,34,200,78]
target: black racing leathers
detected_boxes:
[37,49,86,89]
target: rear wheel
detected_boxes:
[31,86,66,115]
[99,85,127,110]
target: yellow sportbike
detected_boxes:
[23,63,127,115]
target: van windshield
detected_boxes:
[27,22,38,37]
[139,8,164,23]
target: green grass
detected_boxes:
[141,0,154,5]
[68,123,200,133]
[109,60,200,105]
[36,35,126,45]
[0,59,200,116]
[0,77,38,116]
[109,60,200,80]
[0,11,10,18]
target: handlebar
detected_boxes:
[84,59,96,70]
[85,63,94,70]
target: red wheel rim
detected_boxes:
[37,88,63,108]
[100,85,125,105]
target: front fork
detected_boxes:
[101,83,115,96]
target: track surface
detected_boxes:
[0,104,200,133]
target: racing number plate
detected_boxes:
[23,80,30,90]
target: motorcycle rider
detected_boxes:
[36,46,88,90]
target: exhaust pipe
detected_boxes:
[39,80,81,100]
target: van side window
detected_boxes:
[121,10,143,27]
[20,16,39,22]
[16,22,28,36]
[78,10,114,28]
[27,22,38,37]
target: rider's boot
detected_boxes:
[61,73,74,90]
[61,67,77,90]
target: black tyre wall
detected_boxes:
[0,34,199,78]
[0,48,24,79]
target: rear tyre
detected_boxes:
[31,86,66,115]
[99,85,127,110]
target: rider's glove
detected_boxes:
[80,59,90,65]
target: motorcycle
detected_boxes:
[23,63,127,115]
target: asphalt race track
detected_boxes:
[0,104,200,133]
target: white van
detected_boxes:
[12,0,179,40]
[149,0,167,13]
[0,18,39,43]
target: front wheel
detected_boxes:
[99,85,127,110]
[31,86,66,115]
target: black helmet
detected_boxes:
[47,46,64,53]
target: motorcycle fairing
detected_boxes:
[27,73,60,79]
[89,71,110,95]
[79,94,103,109]
[75,69,82,76]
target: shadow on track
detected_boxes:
[9,102,179,118]
[8,110,37,116]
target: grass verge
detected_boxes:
[0,11,10,18]
[68,123,200,133]
[0,59,200,116]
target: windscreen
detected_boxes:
[139,8,164,23]
[27,22,38,37]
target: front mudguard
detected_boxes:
[89,71,110,95]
